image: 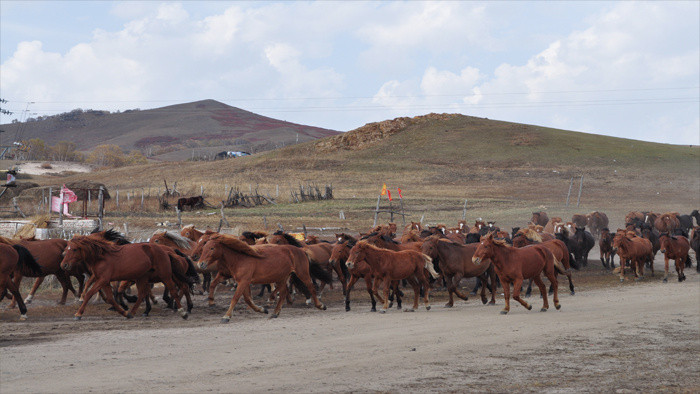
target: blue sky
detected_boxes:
[1,1,698,145]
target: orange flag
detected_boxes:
[397,187,403,199]
[387,190,392,201]
[380,183,387,196]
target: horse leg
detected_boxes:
[500,277,511,314]
[80,274,95,302]
[181,284,194,312]
[544,267,560,310]
[417,274,431,311]
[510,277,532,311]
[445,275,455,308]
[619,256,626,282]
[470,277,480,296]
[532,275,549,312]
[2,276,29,321]
[125,279,150,318]
[332,262,347,296]
[241,285,267,314]
[524,278,533,298]
[380,278,391,313]
[73,274,85,303]
[200,272,211,295]
[344,275,359,312]
[74,277,111,319]
[143,293,152,317]
[403,277,420,312]
[663,256,670,283]
[676,258,686,282]
[488,266,497,305]
[56,271,77,305]
[222,281,248,322]
[161,277,187,319]
[476,273,488,305]
[271,280,288,318]
[23,276,44,305]
[299,273,326,311]
[566,272,575,295]
[207,272,227,307]
[99,282,131,318]
[451,274,469,301]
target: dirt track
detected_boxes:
[1,258,699,393]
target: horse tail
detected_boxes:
[422,253,440,279]
[175,249,201,286]
[289,272,312,299]
[168,251,198,289]
[12,245,43,276]
[568,251,579,270]
[303,249,332,285]
[553,254,568,275]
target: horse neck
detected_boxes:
[486,243,512,270]
[361,246,392,271]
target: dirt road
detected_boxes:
[1,268,698,393]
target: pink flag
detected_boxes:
[51,196,72,216]
[61,185,77,203]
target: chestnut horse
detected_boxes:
[420,235,497,306]
[530,212,549,227]
[60,235,188,320]
[598,228,616,269]
[0,244,43,320]
[197,234,326,321]
[511,231,576,296]
[150,230,210,294]
[0,236,85,306]
[659,233,690,282]
[346,241,438,313]
[472,233,564,314]
[612,230,654,282]
[586,211,609,238]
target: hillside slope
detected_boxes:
[0,100,339,160]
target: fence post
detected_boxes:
[462,199,468,220]
[47,187,52,214]
[373,195,381,227]
[116,189,119,209]
[176,207,182,229]
[576,175,584,207]
[201,185,204,196]
[98,187,104,231]
[565,177,573,207]
[141,189,144,210]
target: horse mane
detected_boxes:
[271,230,304,248]
[69,235,120,262]
[92,229,131,245]
[211,234,263,257]
[242,231,268,240]
[12,244,43,276]
[152,230,192,250]
[517,228,542,243]
[0,236,18,245]
[336,233,357,244]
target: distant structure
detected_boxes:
[215,151,251,160]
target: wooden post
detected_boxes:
[565,177,573,207]
[116,189,120,209]
[373,195,381,227]
[339,210,345,220]
[200,185,204,196]
[98,187,104,230]
[263,216,267,229]
[176,207,182,229]
[389,200,394,222]
[59,189,64,226]
[576,175,584,208]
[302,224,307,239]
[123,222,129,237]
[276,184,279,198]
[462,199,468,220]
[140,188,144,210]
[47,187,52,214]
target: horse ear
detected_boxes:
[493,237,507,245]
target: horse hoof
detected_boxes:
[500,310,508,315]
[321,304,327,311]
[570,291,575,296]
[141,313,149,317]
[270,314,278,319]
[555,303,561,310]
[107,306,116,311]
[24,296,32,304]
[426,305,431,311]
[540,308,547,312]
[73,315,82,321]
[620,279,624,283]
[379,309,387,314]
[488,300,496,305]
[403,309,414,312]
[346,307,351,312]
[208,303,216,308]
[220,317,230,324]
[125,313,134,319]
[388,302,393,308]
[263,307,269,314]
[19,314,27,321]
[526,304,532,311]
[305,299,312,305]
[663,278,668,283]
[444,303,453,308]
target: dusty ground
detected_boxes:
[1,251,699,393]
[14,161,92,176]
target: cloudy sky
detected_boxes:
[1,1,698,145]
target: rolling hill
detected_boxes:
[7,113,699,232]
[0,100,340,161]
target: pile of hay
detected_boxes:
[13,214,51,239]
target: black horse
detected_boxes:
[177,196,204,211]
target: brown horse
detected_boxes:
[0,236,85,306]
[571,214,588,229]
[655,213,681,233]
[197,234,326,321]
[240,231,269,245]
[180,225,205,242]
[598,228,616,269]
[659,233,690,282]
[60,235,188,320]
[346,241,438,313]
[421,235,497,306]
[187,230,236,306]
[530,212,549,227]
[543,217,563,234]
[612,230,654,282]
[329,238,389,312]
[0,244,43,320]
[265,231,337,293]
[150,230,210,294]
[586,211,609,238]
[472,233,564,314]
[511,231,576,296]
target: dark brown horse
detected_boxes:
[150,230,210,294]
[691,227,700,273]
[472,233,564,314]
[0,244,43,320]
[511,231,576,296]
[530,212,549,227]
[346,241,438,313]
[197,234,326,321]
[571,214,588,229]
[598,228,616,269]
[177,196,204,211]
[329,238,390,312]
[654,213,681,233]
[420,235,497,306]
[586,211,609,238]
[612,230,654,282]
[60,235,188,320]
[0,236,85,306]
[659,233,690,282]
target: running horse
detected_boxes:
[346,241,439,313]
[472,232,565,314]
[0,244,43,320]
[659,233,690,282]
[197,234,326,322]
[150,230,210,294]
[612,230,654,282]
[60,235,189,320]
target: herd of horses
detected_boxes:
[1,209,698,322]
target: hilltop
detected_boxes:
[0,100,340,161]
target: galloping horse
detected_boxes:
[197,234,326,321]
[346,241,438,313]
[598,228,616,269]
[511,230,576,296]
[60,235,188,320]
[472,233,564,314]
[659,233,690,282]
[0,236,85,306]
[0,244,43,320]
[420,235,497,306]
[150,230,210,294]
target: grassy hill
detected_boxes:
[0,100,339,161]
[7,113,699,233]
